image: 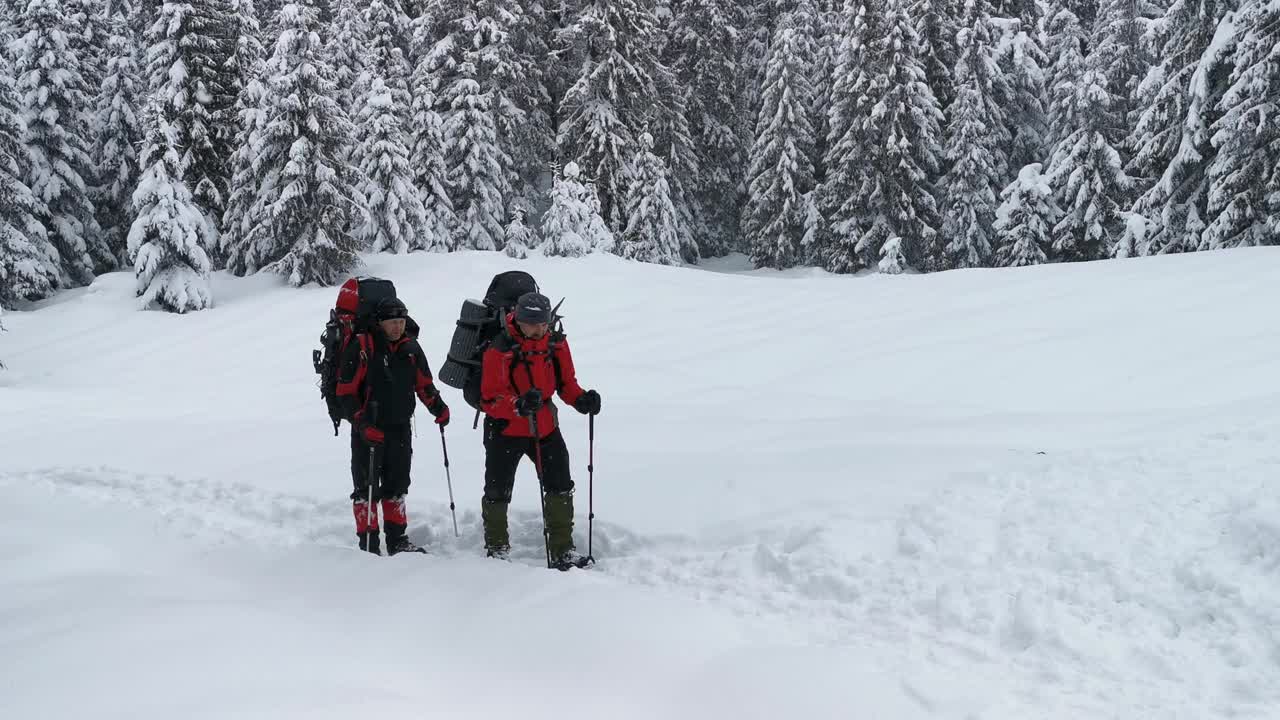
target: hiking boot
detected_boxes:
[386,534,426,555]
[485,544,512,561]
[550,548,591,571]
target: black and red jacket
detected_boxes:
[336,330,445,427]
[480,315,586,439]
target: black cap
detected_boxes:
[375,296,408,321]
[514,292,552,324]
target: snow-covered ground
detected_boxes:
[2,249,1279,719]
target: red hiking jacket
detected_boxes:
[480,314,586,438]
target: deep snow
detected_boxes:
[2,248,1278,718]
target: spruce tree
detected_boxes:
[327,0,366,120]
[912,0,961,111]
[1001,6,1049,175]
[439,61,508,251]
[540,161,615,258]
[829,0,944,271]
[941,0,1010,269]
[994,162,1055,267]
[93,2,146,266]
[145,0,237,227]
[12,0,103,284]
[128,108,215,313]
[408,50,458,251]
[663,0,747,257]
[355,78,431,254]
[620,131,682,265]
[503,208,536,259]
[1046,69,1131,260]
[821,0,881,272]
[557,0,689,235]
[226,0,365,285]
[1128,0,1234,255]
[0,71,60,306]
[358,0,413,124]
[1202,0,1279,250]
[743,14,816,270]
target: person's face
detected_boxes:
[380,317,406,340]
[517,320,548,339]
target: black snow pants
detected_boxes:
[482,418,573,502]
[350,423,413,500]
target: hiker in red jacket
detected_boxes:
[479,292,601,568]
[336,296,450,555]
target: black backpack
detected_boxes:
[312,276,417,435]
[439,271,558,421]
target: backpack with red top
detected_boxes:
[312,276,419,435]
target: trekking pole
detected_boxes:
[366,401,382,555]
[587,413,595,563]
[529,394,551,569]
[439,425,458,537]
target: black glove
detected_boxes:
[574,389,601,416]
[515,389,543,417]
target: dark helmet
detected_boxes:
[375,296,408,321]
[514,292,552,324]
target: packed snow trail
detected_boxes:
[2,248,1279,718]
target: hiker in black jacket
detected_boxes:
[336,297,450,555]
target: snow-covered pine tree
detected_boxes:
[662,0,747,257]
[1128,0,1235,255]
[1202,0,1278,250]
[11,0,103,284]
[423,0,549,232]
[1044,5,1088,151]
[225,0,264,125]
[1046,80,1130,261]
[327,0,366,120]
[0,70,60,307]
[878,235,908,273]
[144,0,237,228]
[439,61,508,251]
[1089,0,1157,160]
[743,13,817,270]
[540,161,615,257]
[93,2,145,266]
[994,162,1055,266]
[557,0,687,236]
[356,77,431,254]
[1045,7,1132,261]
[999,0,1049,176]
[66,0,110,124]
[832,0,945,272]
[913,0,962,111]
[820,0,881,272]
[128,107,214,313]
[358,0,413,125]
[225,0,365,285]
[620,131,682,265]
[941,0,1011,269]
[219,18,269,267]
[407,49,457,251]
[503,207,536,259]
[485,0,553,206]
[422,1,523,251]
[810,1,842,186]
[0,3,17,49]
